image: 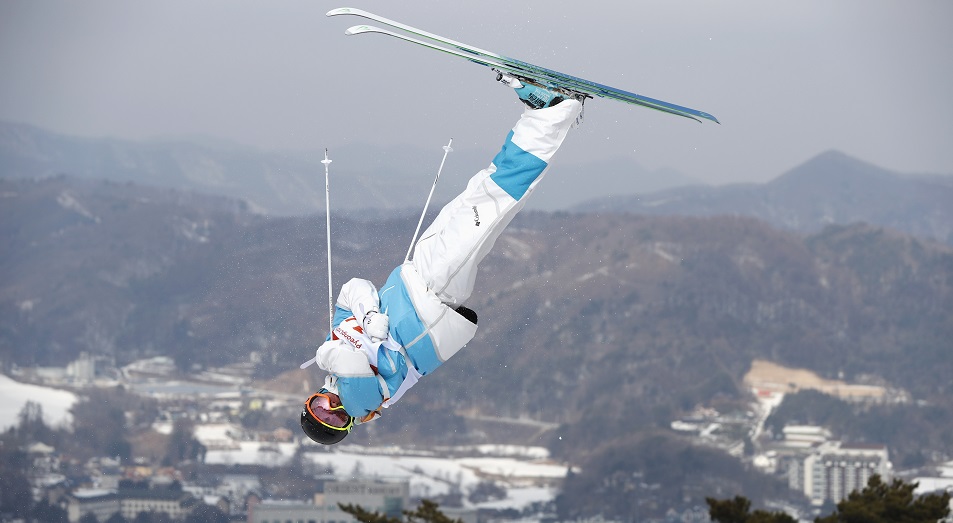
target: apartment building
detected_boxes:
[788,440,891,505]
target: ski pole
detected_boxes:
[405,138,453,262]
[300,148,335,371]
[322,149,334,335]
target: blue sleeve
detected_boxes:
[337,376,385,420]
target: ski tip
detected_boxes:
[345,24,376,36]
[326,7,358,17]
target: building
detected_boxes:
[119,487,199,520]
[67,490,120,523]
[782,425,832,448]
[66,352,116,383]
[323,480,409,523]
[202,495,231,516]
[183,474,260,516]
[251,501,322,523]
[913,459,953,523]
[788,441,891,505]
[67,352,97,383]
[249,479,410,523]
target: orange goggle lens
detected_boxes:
[305,393,353,430]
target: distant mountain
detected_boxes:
[7,121,950,242]
[0,120,450,215]
[0,121,696,215]
[576,150,953,244]
[531,156,698,210]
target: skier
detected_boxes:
[300,80,583,444]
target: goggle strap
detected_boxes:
[360,408,383,424]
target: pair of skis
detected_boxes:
[327,7,719,125]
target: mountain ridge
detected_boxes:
[576,149,953,245]
[0,120,695,215]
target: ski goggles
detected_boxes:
[305,392,354,431]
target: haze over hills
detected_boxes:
[0,120,695,215]
[4,121,950,245]
[577,150,953,245]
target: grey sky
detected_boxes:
[1,0,951,186]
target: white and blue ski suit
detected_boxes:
[310,100,582,423]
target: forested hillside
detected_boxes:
[3,175,952,517]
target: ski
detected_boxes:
[327,7,719,124]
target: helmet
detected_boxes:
[300,391,353,445]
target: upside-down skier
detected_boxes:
[299,80,584,444]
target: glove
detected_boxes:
[362,311,389,344]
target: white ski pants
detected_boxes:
[411,100,582,304]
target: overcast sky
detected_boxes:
[1,0,951,186]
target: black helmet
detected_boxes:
[300,392,353,445]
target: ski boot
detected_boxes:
[495,70,586,110]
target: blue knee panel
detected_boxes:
[489,131,548,201]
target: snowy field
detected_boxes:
[0,374,78,431]
[196,424,567,510]
[305,448,563,508]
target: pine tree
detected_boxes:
[706,495,796,523]
[815,474,950,523]
[405,500,464,523]
[339,499,463,523]
[707,475,951,523]
[0,453,32,520]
